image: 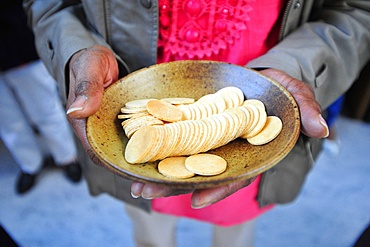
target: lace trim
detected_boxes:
[158,0,255,59]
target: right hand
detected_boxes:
[66,45,119,164]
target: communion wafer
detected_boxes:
[240,104,260,138]
[161,97,195,105]
[158,157,195,178]
[178,87,243,120]
[247,116,283,145]
[243,105,267,138]
[122,115,164,138]
[122,87,283,166]
[185,153,227,176]
[121,107,148,114]
[146,99,183,122]
[125,98,157,109]
[215,86,244,108]
[243,99,265,110]
[125,126,158,163]
[198,93,226,115]
[117,112,150,120]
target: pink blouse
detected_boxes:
[153,0,285,226]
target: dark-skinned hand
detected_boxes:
[67,45,329,209]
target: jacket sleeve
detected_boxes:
[247,0,370,110]
[23,0,127,101]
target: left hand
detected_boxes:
[66,45,119,166]
[131,68,329,209]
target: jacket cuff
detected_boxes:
[247,53,303,81]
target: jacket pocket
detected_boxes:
[44,39,55,61]
[257,135,322,207]
[315,63,328,88]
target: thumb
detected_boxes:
[66,79,104,118]
[297,100,330,139]
[259,69,329,139]
[66,45,119,118]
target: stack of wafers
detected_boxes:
[119,86,282,178]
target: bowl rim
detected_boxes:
[86,60,301,189]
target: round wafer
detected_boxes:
[146,99,183,122]
[185,153,227,176]
[244,106,267,138]
[247,116,282,145]
[125,125,158,163]
[125,99,157,109]
[158,157,195,178]
[243,99,265,111]
[161,97,195,105]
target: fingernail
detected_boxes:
[66,106,83,115]
[191,202,212,209]
[131,192,140,199]
[318,114,329,138]
[141,193,153,200]
[66,95,88,115]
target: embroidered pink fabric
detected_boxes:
[154,0,285,226]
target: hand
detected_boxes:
[131,177,256,209]
[259,68,329,139]
[66,45,119,164]
[131,68,329,208]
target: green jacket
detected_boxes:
[24,0,370,211]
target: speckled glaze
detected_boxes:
[86,61,300,189]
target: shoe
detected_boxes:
[16,172,36,194]
[42,156,56,168]
[64,162,82,183]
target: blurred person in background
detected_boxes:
[24,0,370,246]
[0,0,82,194]
[354,223,370,247]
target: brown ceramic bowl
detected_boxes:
[86,60,300,189]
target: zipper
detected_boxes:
[278,0,293,41]
[103,0,112,45]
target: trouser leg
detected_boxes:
[124,203,177,247]
[125,202,256,247]
[212,219,256,247]
[3,61,77,165]
[0,76,43,174]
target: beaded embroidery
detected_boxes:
[158,0,255,59]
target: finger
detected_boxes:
[282,78,329,138]
[131,182,173,199]
[66,80,104,118]
[295,96,329,138]
[66,45,119,119]
[287,80,329,138]
[260,69,329,138]
[131,181,194,199]
[131,181,146,198]
[191,178,255,209]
